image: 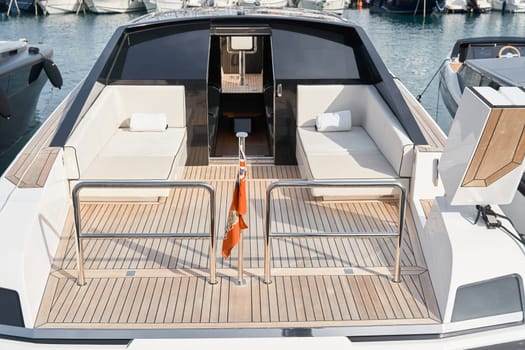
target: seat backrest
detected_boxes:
[297,84,368,127]
[112,85,186,128]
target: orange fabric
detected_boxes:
[221,173,248,259]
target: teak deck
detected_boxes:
[222,74,263,94]
[36,165,440,329]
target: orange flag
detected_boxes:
[222,149,248,259]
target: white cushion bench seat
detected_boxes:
[295,84,414,199]
[297,127,397,180]
[82,129,186,180]
[64,85,188,201]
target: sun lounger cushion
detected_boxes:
[315,110,351,132]
[298,126,397,180]
[82,128,186,180]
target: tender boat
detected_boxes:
[492,0,525,11]
[0,40,61,157]
[1,8,525,349]
[439,36,525,117]
[88,0,145,13]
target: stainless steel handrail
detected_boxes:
[72,181,217,286]
[264,180,407,284]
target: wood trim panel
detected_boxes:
[463,108,525,187]
[420,199,434,219]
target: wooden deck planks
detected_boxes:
[222,74,263,94]
[421,199,434,219]
[38,274,438,328]
[37,164,439,329]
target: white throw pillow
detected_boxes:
[315,110,352,132]
[129,113,168,132]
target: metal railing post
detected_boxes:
[234,132,248,286]
[208,185,218,285]
[72,181,217,286]
[263,180,407,285]
[263,183,273,284]
[72,185,86,286]
[392,186,407,283]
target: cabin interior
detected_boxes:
[208,35,273,158]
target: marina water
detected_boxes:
[1,10,524,171]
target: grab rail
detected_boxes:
[72,181,217,286]
[264,180,407,284]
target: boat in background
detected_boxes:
[210,0,237,6]
[239,0,288,7]
[0,40,62,157]
[36,0,90,13]
[297,0,346,12]
[439,36,525,116]
[2,0,41,14]
[88,0,145,12]
[445,0,491,11]
[369,0,435,15]
[492,0,525,11]
[185,0,205,6]
[155,0,184,10]
[142,0,156,11]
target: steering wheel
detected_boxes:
[498,45,521,58]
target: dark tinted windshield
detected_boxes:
[104,24,210,82]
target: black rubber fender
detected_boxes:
[0,88,11,119]
[43,58,63,89]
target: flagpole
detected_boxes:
[235,131,248,286]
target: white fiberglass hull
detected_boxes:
[445,0,466,10]
[477,0,492,9]
[185,0,205,6]
[2,10,525,350]
[298,0,345,11]
[88,0,144,13]
[37,0,91,13]
[438,60,462,117]
[492,0,525,11]
[156,0,184,10]
[212,0,237,6]
[239,0,287,6]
